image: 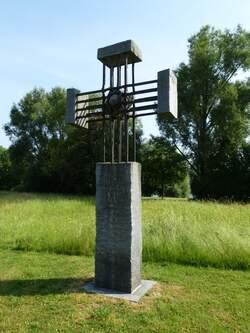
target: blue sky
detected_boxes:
[0,0,249,147]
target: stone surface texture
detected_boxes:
[65,88,79,125]
[65,88,89,128]
[95,162,142,293]
[157,69,178,118]
[97,40,142,67]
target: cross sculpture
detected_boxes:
[65,40,177,301]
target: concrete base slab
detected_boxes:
[83,280,156,303]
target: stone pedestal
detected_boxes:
[95,162,142,293]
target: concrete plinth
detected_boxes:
[83,280,156,303]
[95,162,142,293]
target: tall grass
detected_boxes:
[0,192,95,256]
[0,192,249,269]
[142,199,250,269]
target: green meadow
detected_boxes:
[0,192,249,269]
[1,192,250,332]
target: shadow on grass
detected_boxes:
[0,277,93,296]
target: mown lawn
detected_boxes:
[0,192,249,269]
[0,250,250,333]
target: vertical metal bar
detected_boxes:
[117,65,122,162]
[110,67,114,88]
[124,57,129,162]
[109,67,114,162]
[118,120,122,162]
[111,120,115,163]
[117,66,121,87]
[132,63,136,161]
[102,64,106,162]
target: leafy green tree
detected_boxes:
[5,87,68,191]
[0,146,11,190]
[140,136,189,198]
[158,26,250,199]
[202,142,250,200]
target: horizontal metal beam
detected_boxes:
[134,111,157,118]
[76,93,158,114]
[75,103,158,122]
[85,110,158,123]
[130,88,157,96]
[134,96,157,104]
[130,79,157,87]
[76,80,157,97]
[77,88,106,97]
[76,104,103,111]
[133,104,158,112]
[76,96,102,104]
[76,95,158,112]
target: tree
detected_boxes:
[5,87,68,191]
[158,26,250,199]
[140,136,189,198]
[200,142,250,201]
[0,146,11,190]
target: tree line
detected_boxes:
[1,25,249,200]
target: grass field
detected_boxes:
[0,250,250,333]
[0,192,250,332]
[0,191,249,269]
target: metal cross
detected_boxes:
[65,40,177,163]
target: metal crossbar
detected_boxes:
[66,41,178,162]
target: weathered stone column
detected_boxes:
[95,162,142,293]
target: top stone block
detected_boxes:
[97,40,142,68]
